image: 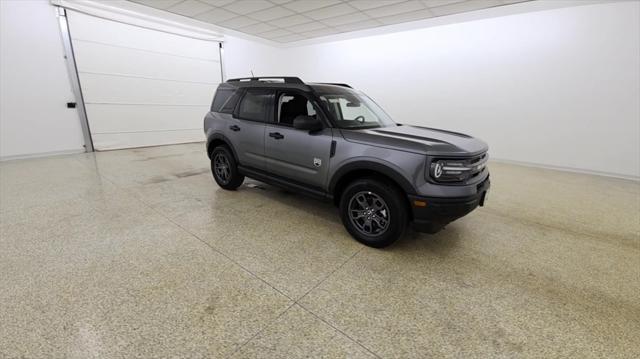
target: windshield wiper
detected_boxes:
[345,125,382,130]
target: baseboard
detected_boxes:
[490,158,640,182]
[0,148,85,162]
[94,140,205,152]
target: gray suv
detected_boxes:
[204,77,490,248]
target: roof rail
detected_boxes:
[227,76,304,84]
[316,82,352,88]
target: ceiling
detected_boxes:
[129,0,532,43]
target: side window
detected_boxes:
[211,88,231,112]
[277,92,316,126]
[211,88,241,114]
[237,89,272,122]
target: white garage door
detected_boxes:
[67,11,221,150]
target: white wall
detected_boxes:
[277,1,640,179]
[222,34,283,80]
[0,0,85,159]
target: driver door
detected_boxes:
[264,91,334,189]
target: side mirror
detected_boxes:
[293,115,323,132]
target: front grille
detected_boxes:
[467,153,488,181]
[469,153,487,165]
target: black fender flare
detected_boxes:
[206,133,239,162]
[329,160,417,196]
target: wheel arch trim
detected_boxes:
[207,133,239,162]
[329,160,416,196]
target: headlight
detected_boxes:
[428,154,488,183]
[429,160,469,182]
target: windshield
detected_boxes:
[316,88,395,129]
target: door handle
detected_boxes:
[229,125,241,131]
[269,132,284,140]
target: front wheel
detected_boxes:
[339,178,408,248]
[211,146,244,190]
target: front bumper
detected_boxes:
[408,176,490,233]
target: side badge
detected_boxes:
[313,158,322,167]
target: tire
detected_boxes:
[211,146,244,190]
[339,177,408,248]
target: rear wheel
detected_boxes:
[339,178,408,248]
[211,146,244,190]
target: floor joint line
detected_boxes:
[297,302,382,359]
[70,151,379,358]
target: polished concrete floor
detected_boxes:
[0,142,638,358]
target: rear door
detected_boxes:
[228,88,274,170]
[264,91,333,189]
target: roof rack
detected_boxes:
[316,82,352,88]
[227,76,304,84]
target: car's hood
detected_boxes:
[340,125,488,157]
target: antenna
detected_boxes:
[250,70,255,77]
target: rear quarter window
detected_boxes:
[211,88,241,113]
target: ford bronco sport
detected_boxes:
[204,77,490,248]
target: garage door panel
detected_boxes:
[92,130,205,151]
[85,104,207,133]
[67,10,221,150]
[73,40,221,84]
[80,73,215,106]
[68,12,218,61]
